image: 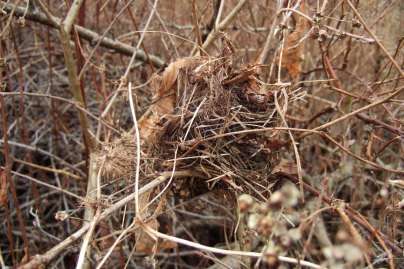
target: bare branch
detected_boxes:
[0,2,166,68]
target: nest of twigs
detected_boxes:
[150,56,281,195]
[92,44,316,267]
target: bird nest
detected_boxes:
[93,47,306,266]
[148,56,281,196]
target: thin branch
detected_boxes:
[63,0,84,33]
[0,2,166,68]
[18,170,197,269]
[75,158,105,269]
[60,2,95,268]
[0,139,85,176]
[282,174,402,255]
[59,0,93,152]
[128,82,141,215]
[12,158,82,180]
[257,1,303,65]
[192,0,248,55]
[312,86,404,132]
[142,226,324,269]
[345,0,404,77]
[5,168,85,201]
[274,91,304,201]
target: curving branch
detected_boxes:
[0,2,166,68]
[18,170,196,269]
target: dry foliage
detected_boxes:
[0,1,403,269]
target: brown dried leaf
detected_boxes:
[281,1,307,80]
[135,191,172,253]
[135,218,159,254]
[158,240,177,250]
[158,57,201,97]
[135,218,177,254]
[138,110,167,143]
[272,158,298,177]
[138,57,202,144]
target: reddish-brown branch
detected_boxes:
[356,113,404,137]
[1,34,31,263]
[281,173,402,256]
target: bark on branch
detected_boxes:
[0,2,166,68]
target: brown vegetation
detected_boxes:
[0,0,403,268]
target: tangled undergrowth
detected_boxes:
[0,1,403,269]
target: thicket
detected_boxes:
[0,1,403,268]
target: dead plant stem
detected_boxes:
[18,170,196,269]
[143,226,324,269]
[59,1,96,268]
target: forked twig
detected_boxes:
[0,2,166,68]
[18,170,197,269]
[191,0,248,55]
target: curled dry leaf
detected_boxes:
[281,0,308,80]
[138,57,203,144]
[135,192,177,254]
[135,218,177,254]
